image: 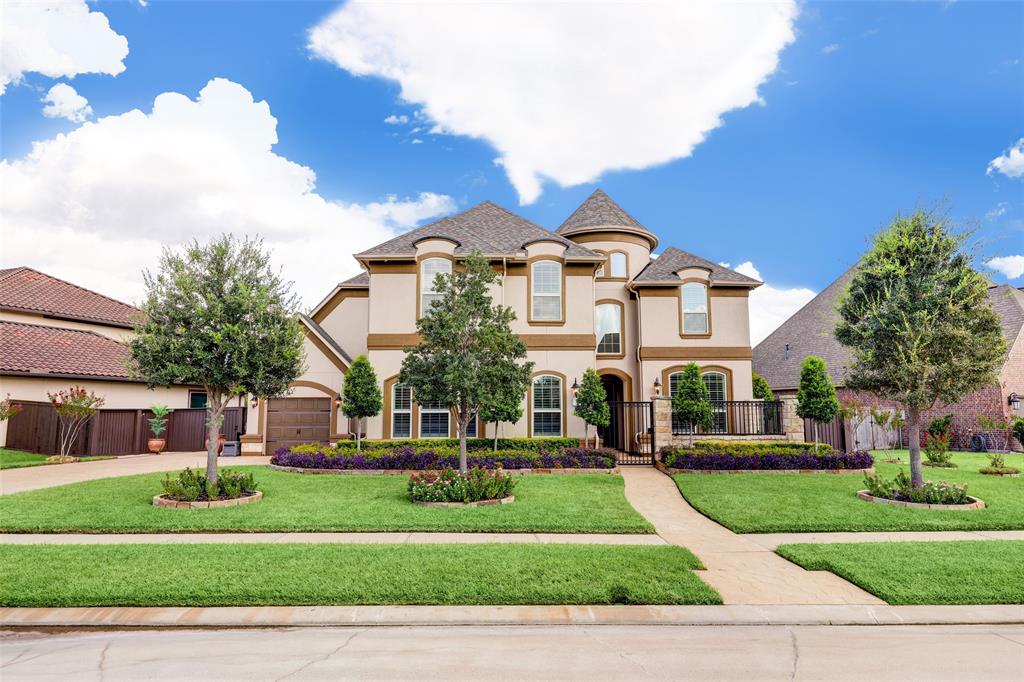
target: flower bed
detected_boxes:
[271,445,616,471]
[408,468,516,505]
[295,437,580,454]
[861,470,977,507]
[157,468,259,507]
[659,447,872,472]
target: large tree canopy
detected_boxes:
[400,253,532,472]
[835,209,1006,485]
[130,235,305,482]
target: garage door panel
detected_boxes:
[266,397,331,452]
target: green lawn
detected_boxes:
[777,541,1024,605]
[0,543,720,607]
[672,451,1024,533]
[0,448,112,469]
[0,467,654,534]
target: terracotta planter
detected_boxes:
[147,438,166,454]
[204,434,227,455]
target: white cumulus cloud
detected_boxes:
[726,261,816,345]
[986,202,1008,220]
[0,78,455,306]
[41,83,92,122]
[0,0,128,95]
[987,138,1024,179]
[987,255,1024,280]
[820,43,841,54]
[383,114,408,125]
[309,2,798,204]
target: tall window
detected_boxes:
[419,399,450,438]
[392,383,412,438]
[669,370,728,434]
[609,252,627,278]
[596,303,622,355]
[531,260,562,321]
[532,375,562,436]
[465,415,477,438]
[420,257,452,314]
[681,282,708,334]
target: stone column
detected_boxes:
[653,397,672,453]
[782,397,805,442]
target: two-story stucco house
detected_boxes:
[241,190,762,455]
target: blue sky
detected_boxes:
[1,1,1021,341]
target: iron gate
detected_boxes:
[601,401,655,465]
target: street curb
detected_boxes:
[2,604,1022,629]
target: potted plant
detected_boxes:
[147,404,172,454]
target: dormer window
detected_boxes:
[681,282,709,334]
[420,257,452,315]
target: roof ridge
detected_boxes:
[2,267,139,312]
[0,318,122,342]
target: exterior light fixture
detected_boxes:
[653,377,662,397]
[335,392,343,408]
[571,378,580,394]
[249,396,258,409]
[1009,393,1021,411]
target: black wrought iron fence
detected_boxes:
[671,400,784,437]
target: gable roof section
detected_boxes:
[631,247,761,287]
[300,314,353,367]
[556,189,659,248]
[0,267,140,329]
[340,272,369,287]
[355,201,600,261]
[752,266,1024,390]
[0,320,137,381]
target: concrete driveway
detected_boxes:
[0,453,271,495]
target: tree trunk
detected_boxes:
[205,395,224,486]
[493,423,498,452]
[356,418,362,451]
[584,423,589,449]
[459,418,468,474]
[907,406,923,486]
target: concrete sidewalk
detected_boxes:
[0,532,665,545]
[0,453,270,495]
[619,467,884,605]
[745,529,1024,549]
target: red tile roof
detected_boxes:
[0,320,138,380]
[0,267,140,329]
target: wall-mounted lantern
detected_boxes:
[653,377,662,397]
[1009,393,1021,412]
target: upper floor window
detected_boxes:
[420,257,452,315]
[609,252,627,278]
[596,303,622,355]
[391,383,412,439]
[532,375,563,436]
[531,260,562,321]
[681,282,709,334]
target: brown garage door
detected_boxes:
[265,397,331,454]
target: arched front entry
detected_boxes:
[597,369,633,452]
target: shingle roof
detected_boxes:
[631,247,762,286]
[340,272,369,287]
[0,267,139,328]
[355,201,600,260]
[300,314,353,365]
[557,189,658,246]
[0,320,136,380]
[752,265,1024,390]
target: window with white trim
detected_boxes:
[681,282,709,334]
[596,303,622,355]
[419,399,450,438]
[609,252,627,278]
[420,257,452,315]
[391,383,412,438]
[532,375,562,436]
[531,260,562,321]
[669,370,728,434]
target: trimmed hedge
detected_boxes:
[661,449,873,471]
[271,445,616,470]
[668,441,834,457]
[328,437,580,453]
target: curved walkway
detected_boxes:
[0,453,270,495]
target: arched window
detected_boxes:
[609,252,627,278]
[681,282,709,334]
[531,260,562,321]
[391,383,412,438]
[596,303,622,355]
[532,375,563,436]
[420,257,452,315]
[668,370,728,434]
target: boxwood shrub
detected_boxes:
[271,445,616,470]
[339,437,581,453]
[673,441,833,456]
[660,443,872,471]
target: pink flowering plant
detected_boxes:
[47,386,105,460]
[863,469,970,505]
[408,468,516,503]
[0,395,22,422]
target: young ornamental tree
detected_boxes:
[478,377,526,452]
[574,368,610,448]
[47,387,105,461]
[835,209,1006,485]
[752,372,774,401]
[671,363,714,447]
[400,253,533,472]
[796,356,840,449]
[130,235,305,485]
[341,355,382,451]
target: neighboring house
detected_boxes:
[0,267,203,450]
[753,265,1024,450]
[240,190,763,454]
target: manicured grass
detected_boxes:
[777,540,1024,605]
[672,451,1024,533]
[0,467,654,533]
[0,448,112,469]
[0,543,720,606]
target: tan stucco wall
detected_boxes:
[318,296,368,358]
[368,272,417,333]
[638,292,751,348]
[639,359,755,402]
[0,309,134,343]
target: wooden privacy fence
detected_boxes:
[5,402,246,457]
